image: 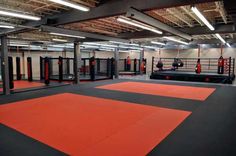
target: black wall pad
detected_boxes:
[90,57,96,81]
[8,57,14,89]
[44,57,50,85]
[27,57,33,82]
[58,56,63,82]
[16,57,21,80]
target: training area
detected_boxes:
[0,0,236,156]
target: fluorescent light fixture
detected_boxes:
[109,41,139,46]
[118,45,143,50]
[83,42,118,48]
[151,41,165,46]
[48,0,90,12]
[119,50,141,53]
[10,44,29,47]
[215,33,226,44]
[191,6,214,31]
[50,32,85,39]
[0,25,14,29]
[80,45,99,49]
[52,38,68,42]
[163,37,189,45]
[117,17,163,34]
[99,48,115,51]
[0,10,41,21]
[226,43,231,47]
[99,47,115,50]
[49,44,73,48]
[142,45,158,50]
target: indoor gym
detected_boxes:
[0,0,236,156]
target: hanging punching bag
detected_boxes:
[195,59,201,74]
[217,56,224,74]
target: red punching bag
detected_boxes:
[217,56,224,74]
[195,59,201,74]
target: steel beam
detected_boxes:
[40,25,130,43]
[1,36,10,95]
[126,8,192,40]
[118,24,236,39]
[47,0,217,26]
[180,24,236,35]
[190,39,236,44]
[0,0,217,35]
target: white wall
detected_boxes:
[144,47,236,73]
[7,48,235,80]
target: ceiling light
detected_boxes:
[117,17,163,34]
[99,48,115,51]
[226,43,231,47]
[48,0,90,12]
[215,33,226,44]
[10,44,29,47]
[0,10,41,21]
[163,37,189,45]
[118,45,143,50]
[142,45,158,50]
[0,25,15,29]
[83,42,118,48]
[80,45,99,49]
[52,38,68,42]
[109,41,139,46]
[50,32,85,39]
[151,41,165,46]
[49,44,73,48]
[119,50,141,53]
[191,6,215,31]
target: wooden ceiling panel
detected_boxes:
[61,1,232,37]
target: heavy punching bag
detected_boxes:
[156,60,163,70]
[217,56,224,74]
[44,57,50,85]
[195,59,201,74]
[8,57,14,89]
[27,57,33,81]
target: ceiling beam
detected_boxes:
[118,24,236,39]
[40,25,130,43]
[181,24,236,35]
[0,0,217,35]
[46,0,217,26]
[126,7,192,40]
[190,39,236,44]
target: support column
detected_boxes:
[140,48,144,75]
[1,36,10,95]
[114,48,119,79]
[198,44,201,58]
[74,42,81,84]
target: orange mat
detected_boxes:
[96,82,215,101]
[0,93,190,156]
[0,80,44,92]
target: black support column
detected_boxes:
[74,42,81,84]
[1,35,10,95]
[114,48,119,78]
[140,48,144,75]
